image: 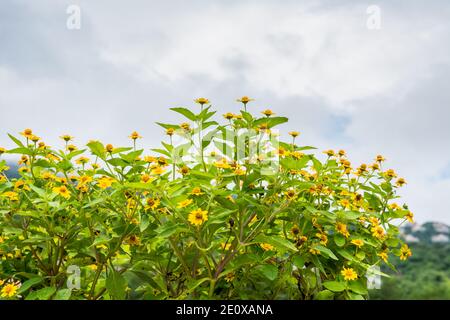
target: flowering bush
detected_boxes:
[0,97,413,300]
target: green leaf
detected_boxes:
[356,251,366,260]
[315,245,338,260]
[254,234,297,252]
[87,141,106,159]
[8,133,25,147]
[349,280,368,295]
[334,234,346,247]
[155,222,186,238]
[106,271,127,300]
[66,149,86,160]
[17,277,44,294]
[170,107,197,121]
[253,116,288,128]
[7,147,33,156]
[107,158,129,167]
[29,185,46,197]
[26,287,56,300]
[156,122,178,130]
[54,289,72,300]
[33,159,52,168]
[336,248,355,261]
[120,149,143,162]
[347,292,365,300]
[258,264,278,281]
[316,289,335,300]
[293,256,305,269]
[323,281,346,292]
[140,215,150,232]
[111,147,133,154]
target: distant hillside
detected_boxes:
[4,162,20,179]
[401,222,449,244]
[372,221,450,300]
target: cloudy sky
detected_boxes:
[1,0,449,223]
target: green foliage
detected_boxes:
[0,97,413,300]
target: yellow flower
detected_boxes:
[195,97,210,105]
[77,184,89,193]
[291,151,304,160]
[370,163,380,171]
[223,112,234,120]
[89,264,98,271]
[375,155,386,162]
[1,282,20,298]
[0,147,6,155]
[75,157,90,165]
[234,167,246,176]
[384,169,397,178]
[351,239,364,248]
[227,194,236,203]
[177,199,193,208]
[179,166,190,175]
[378,250,389,263]
[180,122,191,131]
[67,144,77,152]
[146,198,160,210]
[141,174,154,183]
[396,178,407,187]
[224,273,235,283]
[260,243,274,251]
[166,128,175,136]
[338,149,346,157]
[336,222,350,238]
[261,109,274,117]
[291,225,300,236]
[18,155,29,165]
[144,156,157,163]
[129,131,142,140]
[2,191,19,201]
[52,185,71,199]
[220,243,232,250]
[309,248,320,255]
[341,267,358,281]
[189,187,204,196]
[20,128,34,139]
[97,177,114,189]
[126,235,141,246]
[339,199,351,209]
[369,217,380,226]
[285,189,297,201]
[188,208,208,226]
[105,144,114,153]
[18,167,29,174]
[277,147,290,157]
[316,233,328,246]
[323,149,335,157]
[405,211,414,223]
[288,131,299,138]
[78,175,93,185]
[60,134,74,142]
[151,166,166,175]
[389,203,400,210]
[400,244,412,261]
[214,158,231,169]
[371,225,385,240]
[236,96,254,104]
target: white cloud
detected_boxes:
[0,0,449,223]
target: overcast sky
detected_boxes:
[1,0,449,224]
